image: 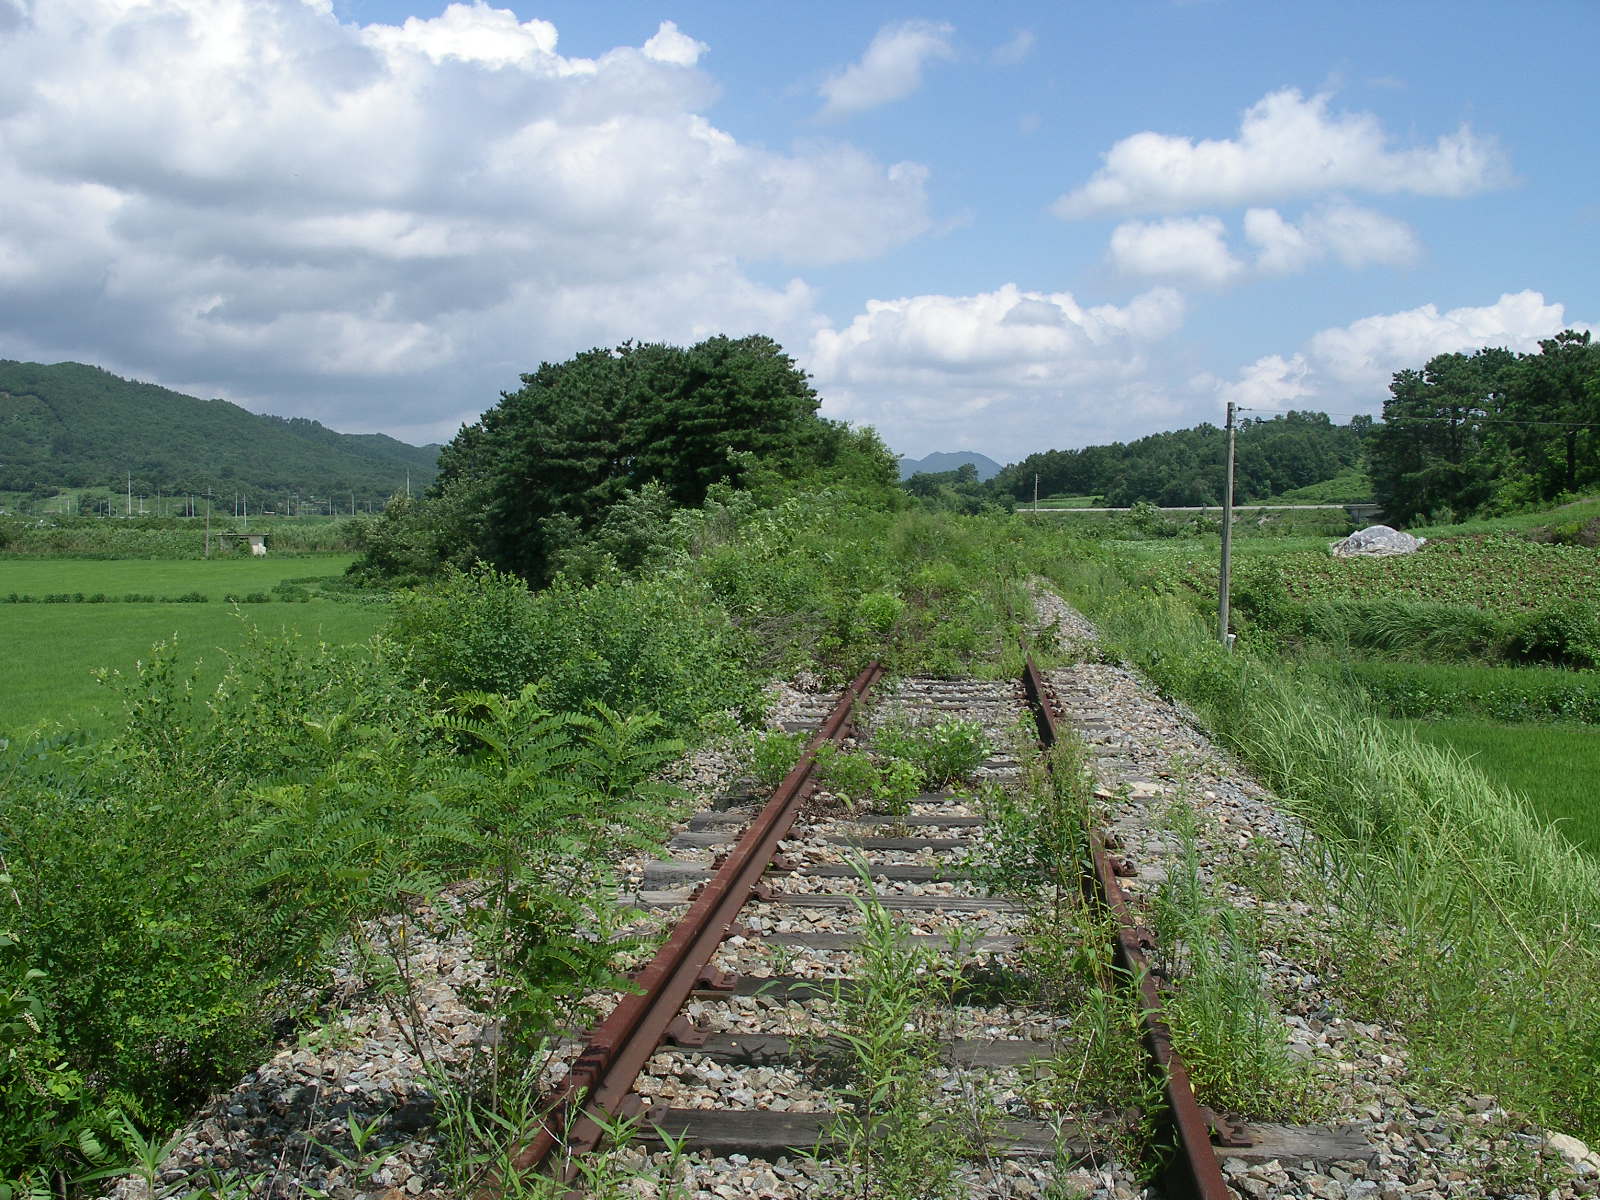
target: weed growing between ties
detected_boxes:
[810,716,989,818]
[871,715,991,789]
[820,865,972,1200]
[1149,802,1317,1120]
[1042,555,1600,1148]
[967,729,1164,1178]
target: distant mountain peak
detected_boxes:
[897,450,1002,482]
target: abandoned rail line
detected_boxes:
[509,655,1369,1198]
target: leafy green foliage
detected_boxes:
[0,620,691,1189]
[1336,660,1600,725]
[402,335,860,585]
[388,564,762,730]
[822,867,968,1200]
[1508,600,1600,669]
[747,730,806,790]
[993,409,1369,507]
[872,716,990,788]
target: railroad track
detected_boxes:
[511,661,1370,1197]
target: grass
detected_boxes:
[1040,558,1600,1142]
[1410,495,1600,540]
[1391,717,1600,856]
[0,595,383,735]
[1,553,358,599]
[1263,466,1373,505]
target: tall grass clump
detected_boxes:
[1331,660,1600,725]
[1043,555,1600,1142]
[1303,596,1509,661]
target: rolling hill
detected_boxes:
[0,360,439,505]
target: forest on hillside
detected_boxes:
[0,360,439,506]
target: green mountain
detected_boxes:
[898,450,1003,481]
[0,360,439,506]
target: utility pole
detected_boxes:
[1033,473,1039,513]
[1218,401,1237,648]
[204,493,212,557]
[127,471,132,516]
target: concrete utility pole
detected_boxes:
[1033,473,1039,513]
[1218,401,1237,648]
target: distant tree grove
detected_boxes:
[1368,330,1600,523]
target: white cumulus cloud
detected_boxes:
[642,20,707,66]
[0,0,934,439]
[804,284,1186,458]
[1109,216,1243,286]
[1055,88,1511,218]
[1114,203,1418,285]
[1217,290,1583,411]
[818,20,955,119]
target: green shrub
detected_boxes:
[852,590,905,639]
[1510,601,1600,669]
[813,744,884,806]
[873,716,990,788]
[388,564,763,730]
[1304,596,1510,661]
[748,730,806,789]
[1338,660,1600,724]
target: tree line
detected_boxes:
[985,410,1370,508]
[1369,330,1599,523]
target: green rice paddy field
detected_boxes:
[1392,717,1600,855]
[1,555,384,734]
[3,554,358,598]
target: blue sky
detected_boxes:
[0,0,1594,461]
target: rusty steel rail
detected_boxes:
[1021,658,1234,1200]
[508,661,884,1183]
